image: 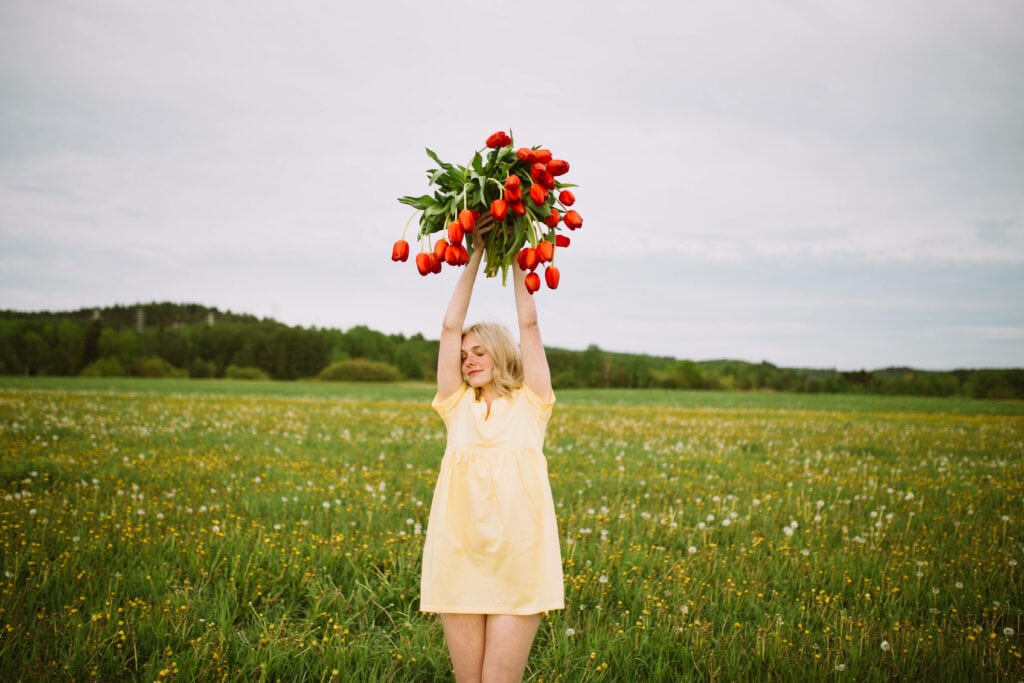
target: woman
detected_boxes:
[420,226,564,682]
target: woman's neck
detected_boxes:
[475,384,500,404]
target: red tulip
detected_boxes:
[545,209,561,227]
[558,189,576,206]
[486,131,512,148]
[530,162,546,182]
[516,147,535,163]
[517,246,539,272]
[506,184,523,202]
[456,244,469,265]
[510,200,527,216]
[428,252,442,274]
[458,209,475,233]
[547,159,569,176]
[525,271,541,294]
[433,238,448,260]
[444,243,461,266]
[545,265,560,289]
[529,183,548,206]
[540,171,556,190]
[556,234,571,248]
[391,239,410,262]
[505,174,521,190]
[490,198,508,222]
[564,210,583,229]
[447,221,464,245]
[534,148,553,164]
[415,252,432,276]
[536,240,554,263]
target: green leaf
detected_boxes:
[424,147,452,172]
[397,194,437,210]
[425,148,470,186]
[479,176,489,203]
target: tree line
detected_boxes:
[1,303,1021,399]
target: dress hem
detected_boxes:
[419,604,564,616]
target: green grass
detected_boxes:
[0,378,1022,681]
[2,375,1021,415]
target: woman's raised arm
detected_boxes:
[436,231,485,401]
[513,263,553,401]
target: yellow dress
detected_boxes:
[420,382,564,615]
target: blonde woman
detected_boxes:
[420,226,564,682]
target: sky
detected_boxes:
[2,1,1022,371]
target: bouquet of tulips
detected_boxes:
[392,130,583,295]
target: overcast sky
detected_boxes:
[2,1,1022,370]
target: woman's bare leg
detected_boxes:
[440,613,486,682]
[481,614,542,683]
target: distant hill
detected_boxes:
[1,302,1021,399]
[1,302,260,328]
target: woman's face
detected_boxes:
[461,331,495,389]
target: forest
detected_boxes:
[1,302,1021,399]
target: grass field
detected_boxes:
[1,378,1021,681]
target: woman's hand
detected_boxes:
[470,215,494,253]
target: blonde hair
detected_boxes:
[463,322,523,399]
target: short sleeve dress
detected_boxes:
[419,382,564,615]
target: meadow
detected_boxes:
[0,378,1021,681]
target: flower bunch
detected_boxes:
[393,130,583,294]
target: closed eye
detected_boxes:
[461,346,486,359]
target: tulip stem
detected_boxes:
[401,210,418,240]
[487,177,506,196]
